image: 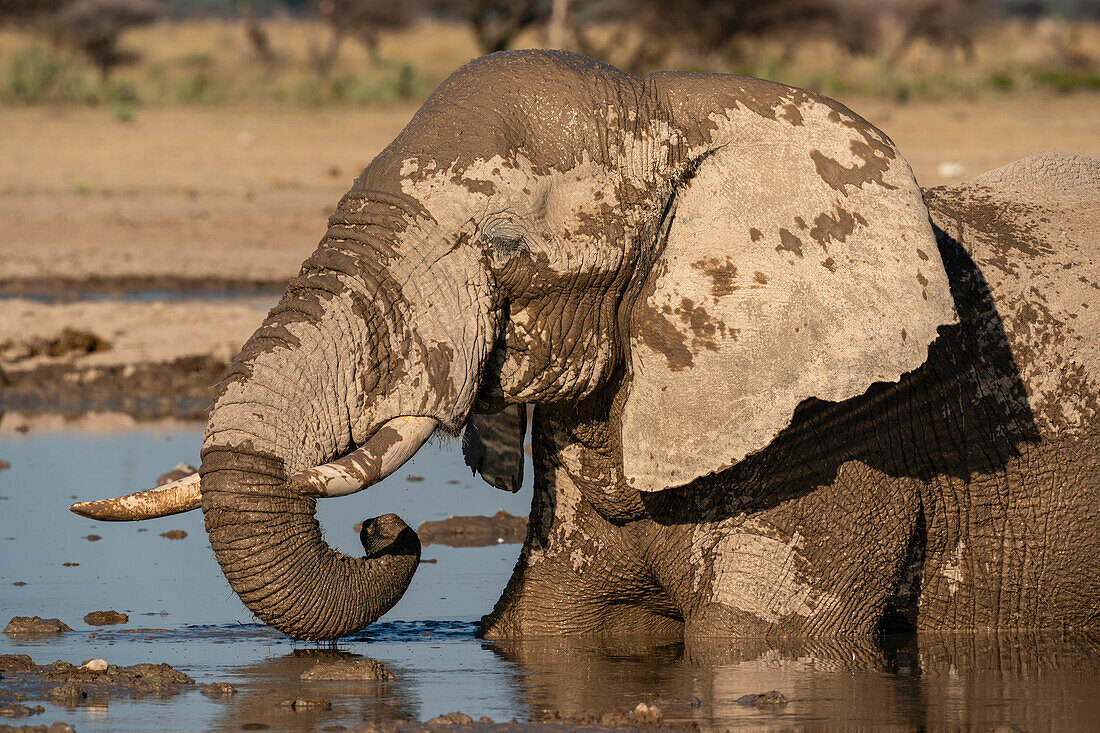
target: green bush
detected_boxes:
[2,46,87,103]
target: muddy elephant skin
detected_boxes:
[181,50,1097,640]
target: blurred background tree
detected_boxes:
[1,0,162,79]
[313,0,421,72]
[429,0,551,54]
[0,0,1095,104]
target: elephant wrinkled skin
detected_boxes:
[76,50,1099,640]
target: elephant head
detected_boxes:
[71,51,955,640]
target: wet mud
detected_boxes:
[345,704,697,732]
[0,356,227,421]
[0,723,76,733]
[0,654,195,708]
[417,511,528,547]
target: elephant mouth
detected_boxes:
[69,415,439,521]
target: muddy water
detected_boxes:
[2,425,1099,731]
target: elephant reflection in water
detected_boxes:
[485,633,1100,730]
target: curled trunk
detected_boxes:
[202,447,420,640]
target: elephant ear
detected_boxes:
[462,403,527,492]
[621,106,957,493]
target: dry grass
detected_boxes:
[0,16,1097,108]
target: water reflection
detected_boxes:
[204,648,418,732]
[3,426,1099,731]
[484,632,1100,730]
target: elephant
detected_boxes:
[71,50,1100,641]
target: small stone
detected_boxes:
[49,724,77,733]
[406,475,424,482]
[0,460,10,471]
[61,562,79,567]
[78,659,108,672]
[279,698,331,710]
[83,611,127,626]
[425,712,472,725]
[160,530,187,540]
[84,535,101,542]
[630,702,663,725]
[201,682,238,697]
[735,690,788,708]
[3,617,72,636]
[11,582,25,587]
[301,659,395,681]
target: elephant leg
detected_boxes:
[649,463,923,637]
[917,428,1100,630]
[479,438,683,638]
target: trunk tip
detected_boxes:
[360,513,421,561]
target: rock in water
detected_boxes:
[83,610,128,626]
[3,617,71,636]
[300,659,395,681]
[735,690,789,707]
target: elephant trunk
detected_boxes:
[201,444,421,641]
[198,193,494,640]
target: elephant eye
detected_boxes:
[489,234,525,258]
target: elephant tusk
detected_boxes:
[288,416,438,498]
[70,473,202,521]
[68,416,437,520]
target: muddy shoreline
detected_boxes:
[0,288,272,420]
[1,355,226,421]
[0,276,286,304]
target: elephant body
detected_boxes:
[84,50,1098,640]
[482,152,1100,637]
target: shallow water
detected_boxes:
[2,426,1099,731]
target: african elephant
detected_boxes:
[72,50,1100,640]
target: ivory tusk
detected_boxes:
[70,473,202,521]
[288,416,438,498]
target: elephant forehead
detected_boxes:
[400,152,628,274]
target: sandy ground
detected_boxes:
[2,94,1097,284]
[1,92,1097,417]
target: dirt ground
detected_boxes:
[2,93,1097,284]
[1,92,1097,418]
